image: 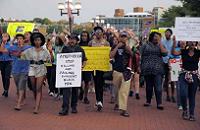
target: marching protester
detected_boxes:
[110,31,133,117]
[45,37,54,96]
[79,31,91,104]
[24,31,32,45]
[0,33,12,97]
[88,26,110,111]
[48,36,65,98]
[21,32,52,114]
[127,31,141,99]
[162,29,176,103]
[59,34,87,116]
[140,32,167,110]
[0,34,32,110]
[172,38,200,121]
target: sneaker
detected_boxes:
[129,91,134,97]
[157,105,164,110]
[182,111,189,120]
[144,103,151,107]
[49,92,54,97]
[54,93,59,98]
[83,97,90,104]
[178,106,183,110]
[59,109,68,116]
[120,110,130,117]
[71,108,78,114]
[97,102,103,111]
[135,93,140,100]
[189,115,196,121]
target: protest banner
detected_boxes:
[56,52,82,88]
[169,59,182,82]
[175,17,200,41]
[82,47,111,71]
[7,22,35,38]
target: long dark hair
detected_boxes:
[55,36,64,46]
[80,31,90,43]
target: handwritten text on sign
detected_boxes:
[56,53,82,88]
[175,17,200,41]
[82,47,111,71]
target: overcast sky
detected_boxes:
[0,0,181,23]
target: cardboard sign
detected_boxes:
[175,17,200,41]
[56,53,82,88]
[7,22,35,38]
[82,47,111,71]
[169,58,182,81]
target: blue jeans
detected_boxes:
[144,74,163,105]
[176,80,181,107]
[179,73,198,115]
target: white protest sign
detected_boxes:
[169,59,182,82]
[56,52,82,88]
[175,17,200,41]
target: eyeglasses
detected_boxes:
[95,29,103,34]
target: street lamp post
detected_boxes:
[58,0,82,34]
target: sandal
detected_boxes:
[14,107,21,111]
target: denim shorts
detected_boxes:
[13,73,28,90]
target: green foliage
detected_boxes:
[178,0,200,16]
[159,6,189,27]
[159,0,200,27]
[33,18,43,23]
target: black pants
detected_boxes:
[144,74,163,105]
[93,70,104,103]
[0,61,12,92]
[46,66,52,92]
[50,64,58,94]
[62,87,78,111]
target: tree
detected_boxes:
[178,0,200,16]
[33,18,43,23]
[159,6,189,27]
[42,18,52,25]
[159,0,200,27]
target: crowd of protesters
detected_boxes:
[0,26,200,121]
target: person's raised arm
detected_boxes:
[171,36,181,56]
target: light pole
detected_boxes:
[58,0,82,34]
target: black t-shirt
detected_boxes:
[62,45,87,62]
[181,49,200,71]
[79,41,88,46]
[112,44,130,72]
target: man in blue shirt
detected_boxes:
[162,29,176,103]
[0,33,12,97]
[8,34,32,110]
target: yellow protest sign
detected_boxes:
[7,22,35,38]
[82,47,111,71]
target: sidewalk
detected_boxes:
[0,78,200,130]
